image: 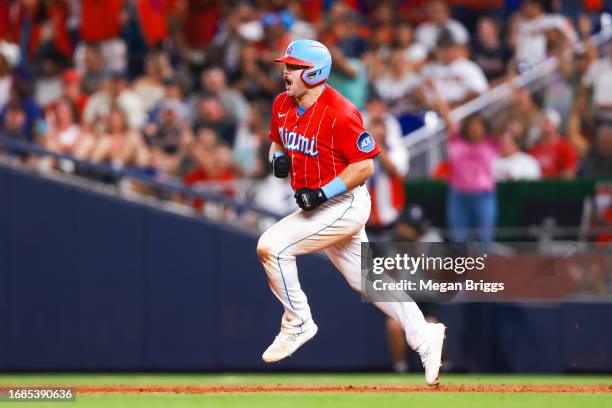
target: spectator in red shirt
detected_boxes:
[80,0,123,43]
[61,69,88,120]
[136,0,169,48]
[77,0,127,74]
[528,108,577,179]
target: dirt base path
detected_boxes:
[67,384,612,394]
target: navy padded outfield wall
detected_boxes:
[0,165,610,372]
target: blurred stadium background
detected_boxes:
[0,0,611,379]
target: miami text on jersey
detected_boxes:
[278,127,320,157]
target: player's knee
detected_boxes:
[256,238,271,262]
[386,317,403,333]
[257,235,278,262]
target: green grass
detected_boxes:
[22,393,612,408]
[0,373,609,408]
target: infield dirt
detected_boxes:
[71,384,611,394]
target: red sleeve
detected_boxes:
[334,108,380,163]
[268,95,282,145]
[268,112,280,145]
[559,139,577,173]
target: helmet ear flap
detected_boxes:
[301,67,323,86]
[301,64,330,86]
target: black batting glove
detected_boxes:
[295,188,327,211]
[271,154,291,178]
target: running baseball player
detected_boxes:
[256,39,446,385]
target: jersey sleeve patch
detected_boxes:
[357,131,376,153]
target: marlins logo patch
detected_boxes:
[357,131,375,153]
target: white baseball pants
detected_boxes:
[257,185,430,352]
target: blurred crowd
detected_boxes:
[0,0,611,220]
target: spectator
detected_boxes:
[83,71,146,131]
[583,126,612,178]
[199,67,249,125]
[581,42,612,124]
[40,97,83,156]
[192,96,236,146]
[78,0,127,73]
[233,103,266,177]
[1,101,30,141]
[373,49,421,114]
[366,117,408,235]
[394,22,414,51]
[229,43,282,102]
[1,76,43,141]
[471,17,512,83]
[493,128,541,181]
[493,87,541,145]
[85,105,150,168]
[33,50,66,108]
[528,108,578,179]
[284,0,316,41]
[208,2,258,76]
[0,40,19,108]
[542,27,581,123]
[260,11,292,59]
[173,0,221,54]
[435,93,499,244]
[143,100,186,174]
[326,12,369,110]
[7,0,72,64]
[78,44,109,95]
[183,143,243,211]
[133,51,174,114]
[421,30,489,109]
[60,69,88,120]
[172,125,217,179]
[513,0,577,70]
[147,78,188,124]
[38,97,85,172]
[414,0,469,51]
[362,94,404,145]
[134,0,169,49]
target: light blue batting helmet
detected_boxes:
[274,39,332,86]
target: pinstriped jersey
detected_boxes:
[268,86,380,191]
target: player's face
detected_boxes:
[283,63,308,98]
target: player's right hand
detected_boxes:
[271,153,291,178]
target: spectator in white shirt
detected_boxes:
[493,123,541,181]
[0,41,19,109]
[83,72,146,131]
[414,0,469,51]
[514,0,577,70]
[421,30,489,109]
[362,94,408,175]
[582,42,612,122]
[373,49,421,114]
[200,67,250,126]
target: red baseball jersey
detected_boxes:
[268,86,380,191]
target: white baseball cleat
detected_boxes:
[262,324,318,363]
[419,323,446,386]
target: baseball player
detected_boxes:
[256,39,446,385]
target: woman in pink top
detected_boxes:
[431,79,500,244]
[446,114,499,243]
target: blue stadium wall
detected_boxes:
[0,165,610,373]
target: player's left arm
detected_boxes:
[294,160,374,211]
[336,159,374,189]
